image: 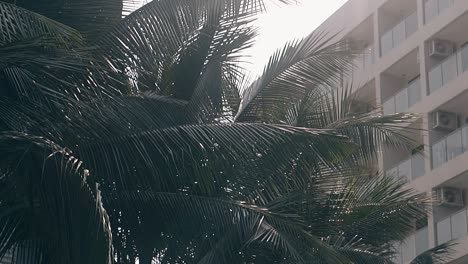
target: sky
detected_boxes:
[245,0,348,74]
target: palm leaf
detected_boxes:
[235,31,353,122]
[409,242,456,264]
[0,132,112,264]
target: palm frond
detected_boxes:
[286,84,420,164]
[409,242,456,264]
[0,2,114,104]
[0,132,112,264]
[76,123,354,196]
[236,31,353,122]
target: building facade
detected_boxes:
[315,0,468,263]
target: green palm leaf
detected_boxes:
[0,132,112,264]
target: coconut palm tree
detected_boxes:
[0,0,454,263]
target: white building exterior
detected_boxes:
[315,0,468,263]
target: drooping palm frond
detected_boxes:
[0,132,112,264]
[0,2,114,104]
[0,2,81,45]
[281,83,420,165]
[409,242,456,264]
[235,31,353,122]
[203,172,430,263]
[6,0,125,39]
[94,0,264,94]
[75,123,353,196]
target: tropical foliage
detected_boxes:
[0,0,453,263]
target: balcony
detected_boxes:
[351,45,375,82]
[386,152,425,181]
[383,77,421,115]
[437,207,468,245]
[431,125,468,169]
[424,0,455,24]
[428,45,468,94]
[380,12,418,56]
[393,227,429,264]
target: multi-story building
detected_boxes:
[315,0,468,263]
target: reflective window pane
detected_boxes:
[381,31,393,55]
[383,97,396,115]
[463,126,468,152]
[447,130,463,161]
[428,65,443,94]
[395,88,409,113]
[405,12,418,38]
[432,139,447,169]
[461,46,468,72]
[408,78,421,107]
[398,159,411,182]
[415,227,429,255]
[425,0,438,23]
[438,0,454,13]
[437,217,452,244]
[364,46,374,69]
[442,54,458,85]
[402,235,416,263]
[411,153,425,180]
[393,21,406,48]
[451,210,468,240]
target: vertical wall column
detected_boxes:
[372,9,387,171]
[416,0,425,28]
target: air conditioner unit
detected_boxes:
[437,187,464,208]
[433,111,457,131]
[429,39,454,59]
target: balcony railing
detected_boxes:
[383,77,421,115]
[424,0,455,24]
[431,125,468,169]
[350,45,375,82]
[393,227,429,264]
[437,207,468,245]
[428,45,468,94]
[381,12,418,56]
[386,152,425,182]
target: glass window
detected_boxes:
[461,45,468,72]
[415,227,429,255]
[441,54,458,85]
[398,159,411,182]
[432,139,447,169]
[451,210,468,240]
[381,30,393,55]
[383,97,396,115]
[463,126,468,152]
[405,13,418,38]
[437,217,452,244]
[428,65,443,94]
[395,88,408,113]
[408,78,421,107]
[364,46,374,69]
[425,0,438,23]
[446,129,463,161]
[393,21,406,48]
[402,235,416,263]
[438,0,454,13]
[411,153,425,180]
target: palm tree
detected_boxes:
[0,0,455,263]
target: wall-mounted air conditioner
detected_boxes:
[433,111,457,131]
[437,187,464,208]
[429,39,454,59]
